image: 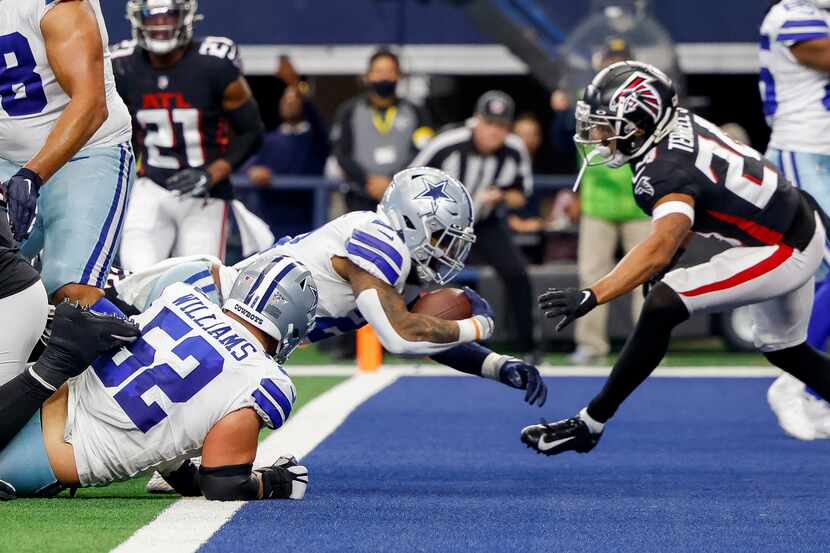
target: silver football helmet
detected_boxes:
[379,167,476,285]
[126,0,202,55]
[223,256,318,363]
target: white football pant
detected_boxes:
[664,214,826,352]
[120,177,230,273]
[0,280,49,385]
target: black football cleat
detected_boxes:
[521,416,602,456]
[0,479,16,501]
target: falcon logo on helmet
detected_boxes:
[609,73,663,122]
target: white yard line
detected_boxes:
[288,364,781,378]
[111,371,399,553]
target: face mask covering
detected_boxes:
[370,80,397,98]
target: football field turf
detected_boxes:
[4,366,829,553]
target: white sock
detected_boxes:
[579,407,605,434]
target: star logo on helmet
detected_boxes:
[414,178,456,205]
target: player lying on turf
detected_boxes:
[0,256,317,501]
[107,167,548,409]
[520,61,830,455]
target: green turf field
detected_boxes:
[0,376,347,553]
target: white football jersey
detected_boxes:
[65,282,295,487]
[760,0,830,154]
[0,0,131,162]
[238,211,412,343]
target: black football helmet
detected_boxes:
[127,0,202,55]
[573,61,678,183]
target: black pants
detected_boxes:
[469,217,535,352]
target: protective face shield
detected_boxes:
[379,167,476,285]
[126,0,201,55]
[223,255,318,364]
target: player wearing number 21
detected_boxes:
[113,0,265,271]
[522,61,830,456]
[0,0,134,306]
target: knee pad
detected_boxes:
[641,282,690,327]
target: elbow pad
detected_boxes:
[198,463,259,501]
[224,99,265,169]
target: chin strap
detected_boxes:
[573,146,609,192]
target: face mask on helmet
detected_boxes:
[380,167,476,286]
[127,0,200,55]
[223,255,318,364]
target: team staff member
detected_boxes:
[412,91,539,359]
[114,0,265,272]
[331,49,434,212]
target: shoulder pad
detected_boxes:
[250,376,296,430]
[345,218,411,287]
[196,36,240,63]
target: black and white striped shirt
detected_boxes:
[411,125,533,221]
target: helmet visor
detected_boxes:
[416,224,476,285]
[574,101,637,167]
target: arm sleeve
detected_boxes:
[331,100,367,184]
[345,220,411,288]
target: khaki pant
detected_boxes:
[575,215,651,356]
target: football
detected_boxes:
[411,288,472,320]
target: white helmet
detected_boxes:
[379,167,476,285]
[126,0,201,55]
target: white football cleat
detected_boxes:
[145,471,175,494]
[767,374,817,441]
[804,393,830,439]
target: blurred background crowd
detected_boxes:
[103,0,773,360]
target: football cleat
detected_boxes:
[521,416,603,456]
[145,471,176,494]
[0,479,16,501]
[767,374,817,441]
[274,455,309,500]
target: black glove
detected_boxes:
[2,168,42,242]
[32,301,140,389]
[256,456,308,500]
[165,167,212,198]
[499,357,548,406]
[538,288,598,332]
[643,247,686,298]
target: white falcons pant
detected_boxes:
[0,280,49,386]
[119,177,230,273]
[663,214,826,352]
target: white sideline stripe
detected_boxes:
[288,364,780,378]
[111,372,399,553]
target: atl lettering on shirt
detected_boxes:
[631,109,810,248]
[760,0,830,155]
[65,282,295,486]
[0,0,131,162]
[111,37,242,199]
[239,210,412,343]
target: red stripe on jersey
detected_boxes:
[706,210,784,245]
[679,244,793,297]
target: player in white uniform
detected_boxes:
[0,0,134,314]
[116,168,549,409]
[0,256,316,500]
[760,0,830,439]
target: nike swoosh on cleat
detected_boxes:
[539,435,575,451]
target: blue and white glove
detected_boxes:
[462,286,495,341]
[2,168,42,242]
[500,357,547,406]
[166,167,212,198]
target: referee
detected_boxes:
[411,91,538,359]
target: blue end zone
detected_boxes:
[201,376,830,552]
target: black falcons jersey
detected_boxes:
[0,206,40,300]
[631,109,811,249]
[111,37,242,199]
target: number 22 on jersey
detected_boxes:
[92,306,224,433]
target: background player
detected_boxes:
[114,0,265,271]
[0,256,317,501]
[520,61,830,456]
[0,0,134,309]
[759,0,830,439]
